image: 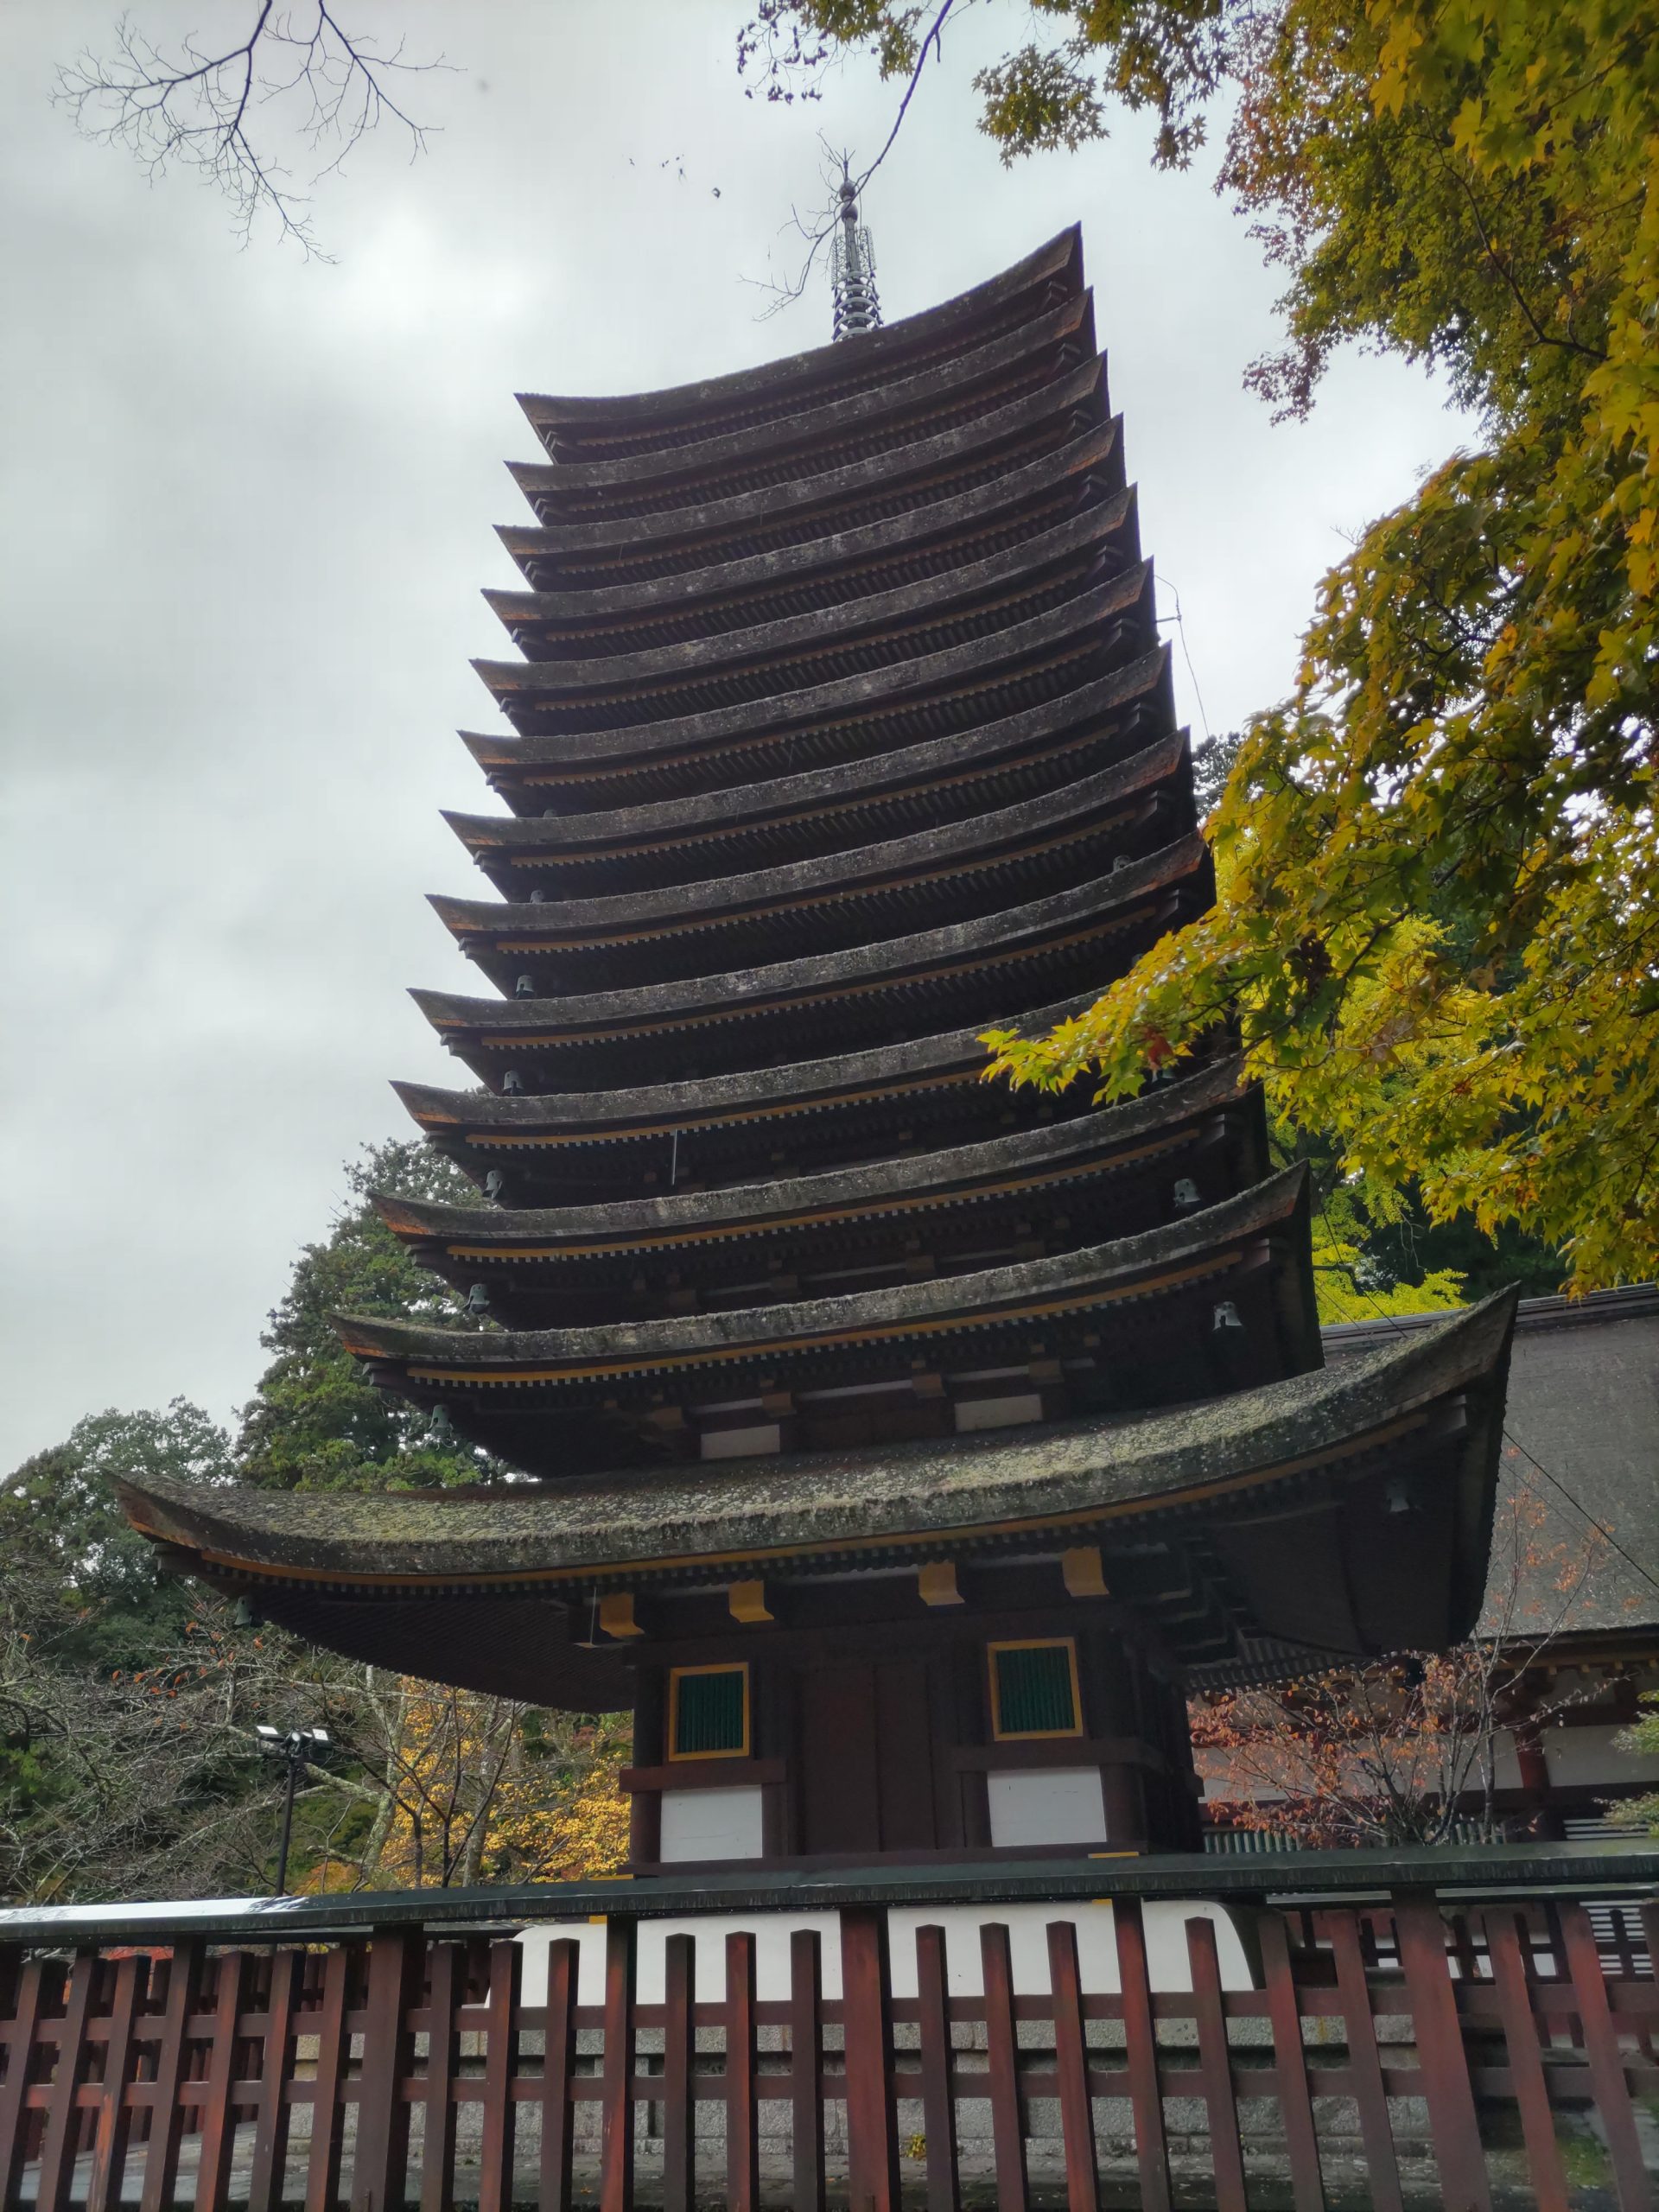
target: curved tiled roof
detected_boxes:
[118,1294,1516,1690]
[373,1055,1254,1260]
[338,1164,1315,1385]
[517,230,1083,449]
[418,836,1207,1077]
[496,416,1122,613]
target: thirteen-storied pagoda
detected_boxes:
[122,220,1516,1872]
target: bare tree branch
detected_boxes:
[743,0,962,318]
[54,4,450,258]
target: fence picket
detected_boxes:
[35,1950,96,2212]
[726,1931,760,2212]
[841,1906,900,2212]
[353,1928,422,2212]
[1185,1917,1248,2212]
[1322,1910,1404,2212]
[478,1938,522,2212]
[913,1923,960,2212]
[140,1938,203,2212]
[1046,1919,1100,2212]
[789,1927,826,2212]
[193,1948,248,2212]
[982,1922,1030,2212]
[1258,1910,1327,2212]
[301,1942,351,2212]
[599,1916,637,2212]
[1482,1910,1568,2212]
[658,1933,695,2212]
[246,1949,302,2212]
[1394,1903,1492,2212]
[416,1942,461,2212]
[1114,1899,1173,2212]
[540,1936,581,2212]
[1558,1902,1652,2212]
[86,1953,145,2212]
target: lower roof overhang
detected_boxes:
[117,1294,1517,1708]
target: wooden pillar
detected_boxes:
[630,1668,664,1866]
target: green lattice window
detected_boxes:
[670,1666,749,1759]
[989,1641,1081,1738]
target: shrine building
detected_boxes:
[119,214,1516,1874]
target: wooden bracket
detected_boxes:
[728,1580,774,1624]
[599,1592,645,1639]
[1061,1546,1111,1599]
[918,1560,965,1608]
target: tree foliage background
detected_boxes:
[0,1143,628,1904]
[750,0,1656,1290]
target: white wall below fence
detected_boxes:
[516,1898,1255,2004]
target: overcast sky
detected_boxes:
[0,0,1472,1468]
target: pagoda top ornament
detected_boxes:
[830,167,880,340]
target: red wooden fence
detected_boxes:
[2,1895,1656,2209]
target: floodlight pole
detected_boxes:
[275,1743,302,1897]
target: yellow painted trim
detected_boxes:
[667,1662,751,1762]
[988,1636,1086,1740]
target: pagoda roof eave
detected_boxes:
[492,417,1122,607]
[501,353,1107,556]
[477,499,1131,702]
[394,988,1099,1147]
[463,569,1150,766]
[510,291,1094,496]
[118,1290,1516,1618]
[372,1056,1251,1250]
[455,648,1166,820]
[430,744,1190,944]
[332,1165,1312,1377]
[515,228,1082,435]
[491,416,1119,601]
[415,851,1205,1076]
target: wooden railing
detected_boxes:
[2,1846,1656,2209]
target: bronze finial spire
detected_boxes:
[830,163,880,340]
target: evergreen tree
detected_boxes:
[235,1139,501,1491]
